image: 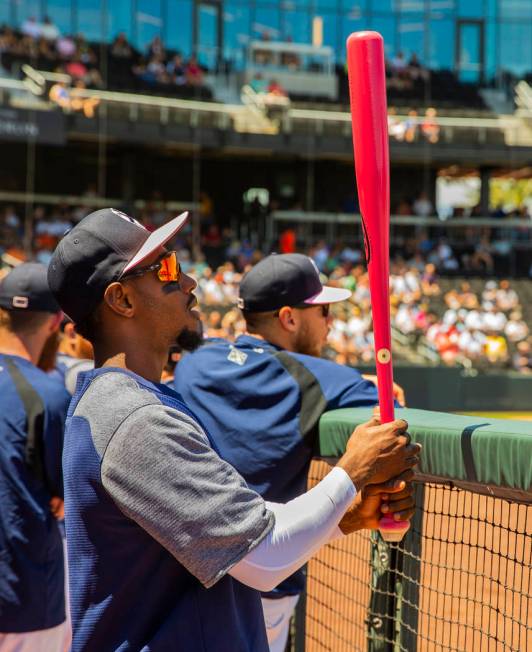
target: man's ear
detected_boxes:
[277,306,297,332]
[103,282,135,319]
[64,321,77,340]
[47,311,64,334]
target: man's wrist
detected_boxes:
[336,458,369,493]
[338,507,363,535]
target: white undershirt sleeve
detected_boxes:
[228,466,356,592]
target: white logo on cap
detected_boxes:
[308,257,320,277]
[110,208,144,229]
[237,297,244,309]
[12,296,29,309]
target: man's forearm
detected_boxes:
[228,467,355,592]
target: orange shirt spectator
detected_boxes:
[279,228,296,254]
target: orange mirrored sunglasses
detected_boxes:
[121,250,181,283]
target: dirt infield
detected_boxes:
[304,461,531,652]
[460,411,532,421]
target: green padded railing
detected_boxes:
[293,408,532,652]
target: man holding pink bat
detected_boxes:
[177,253,416,652]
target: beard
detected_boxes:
[176,324,203,352]
[293,321,323,358]
[37,330,61,372]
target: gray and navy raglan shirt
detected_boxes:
[64,367,274,652]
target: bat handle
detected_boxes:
[374,365,410,542]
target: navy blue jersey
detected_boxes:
[0,354,69,632]
[175,335,379,597]
[64,367,273,651]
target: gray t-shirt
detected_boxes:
[73,370,274,587]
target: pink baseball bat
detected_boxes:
[347,32,410,542]
[346,31,395,425]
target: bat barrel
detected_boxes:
[346,31,394,424]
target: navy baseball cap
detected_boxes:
[238,253,351,312]
[0,262,61,313]
[48,207,188,324]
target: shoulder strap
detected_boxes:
[273,351,327,452]
[3,357,49,490]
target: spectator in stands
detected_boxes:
[147,35,165,60]
[132,57,154,84]
[75,34,97,66]
[3,205,21,235]
[167,53,187,85]
[111,32,133,59]
[484,331,508,364]
[404,110,419,143]
[483,302,507,332]
[220,308,246,340]
[146,53,169,84]
[249,73,268,93]
[431,239,459,272]
[421,108,440,144]
[388,107,407,141]
[420,263,440,296]
[56,34,76,59]
[513,341,532,373]
[64,56,88,80]
[21,16,41,39]
[0,26,17,54]
[413,191,434,218]
[495,279,519,311]
[471,236,494,273]
[37,34,56,61]
[204,310,225,338]
[267,79,287,97]
[457,326,485,361]
[458,282,479,309]
[391,51,408,77]
[186,55,204,85]
[396,198,413,215]
[505,311,529,343]
[41,16,60,41]
[279,227,296,254]
[395,300,418,335]
[407,53,427,81]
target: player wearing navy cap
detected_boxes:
[0,263,70,652]
[48,210,419,652]
[175,253,407,651]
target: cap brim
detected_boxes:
[304,285,352,304]
[122,212,189,274]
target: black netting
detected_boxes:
[295,461,531,652]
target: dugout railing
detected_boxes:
[291,407,531,652]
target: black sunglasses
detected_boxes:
[275,303,330,318]
[296,303,330,318]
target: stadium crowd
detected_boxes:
[1,200,531,373]
[0,20,210,99]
